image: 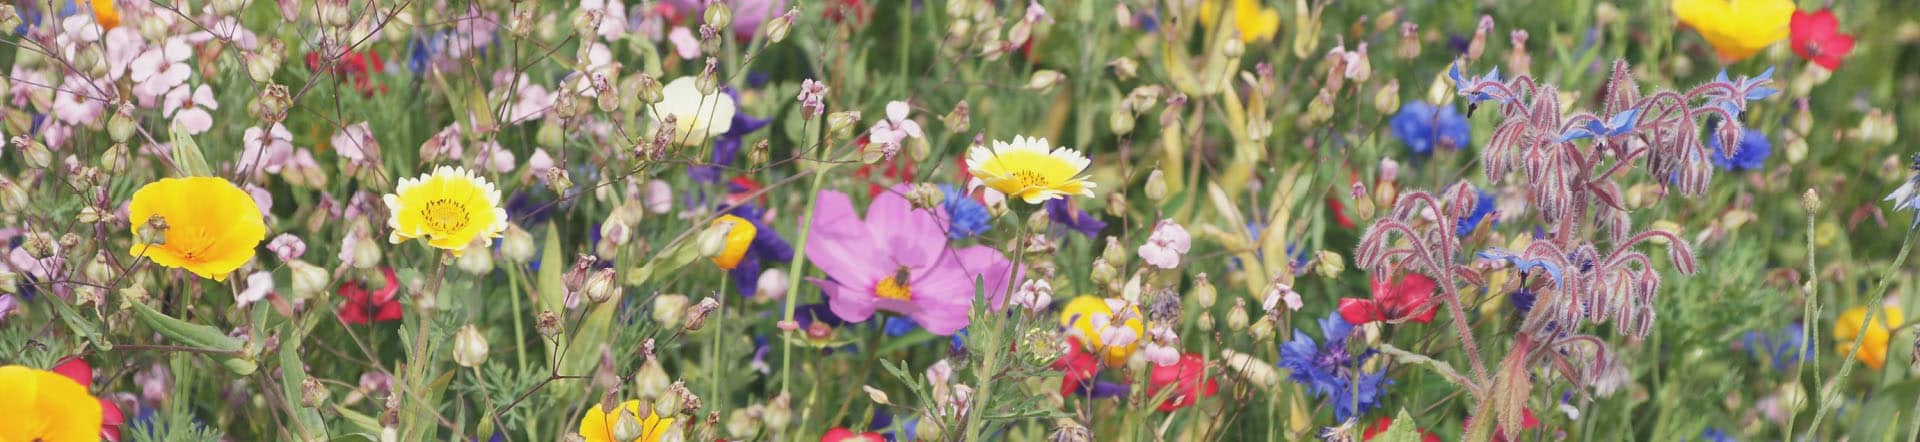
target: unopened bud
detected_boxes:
[301,377,329,408]
[1314,251,1345,278]
[1803,189,1822,212]
[1373,80,1401,114]
[826,111,862,140]
[15,137,51,169]
[1248,317,1275,341]
[634,356,671,398]
[582,269,618,304]
[1109,105,1135,135]
[1025,70,1065,91]
[453,325,490,367]
[1144,169,1168,202]
[907,183,944,210]
[1191,273,1217,307]
[612,409,646,442]
[763,394,793,430]
[499,224,535,263]
[684,297,720,331]
[536,310,562,338]
[765,8,795,43]
[289,260,328,300]
[704,2,733,29]
[108,104,138,142]
[1108,57,1138,80]
[653,294,689,329]
[1225,300,1250,331]
[942,101,970,132]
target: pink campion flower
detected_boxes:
[331,122,380,164]
[51,85,106,126]
[470,140,516,173]
[187,17,259,50]
[1140,324,1180,367]
[1262,283,1303,313]
[1010,278,1053,312]
[489,72,553,125]
[246,184,274,217]
[103,28,145,81]
[419,125,464,163]
[867,101,923,159]
[267,234,307,261]
[10,67,49,108]
[581,0,629,38]
[1138,219,1192,269]
[235,271,275,307]
[797,79,827,118]
[668,26,701,59]
[805,184,1020,335]
[163,84,218,134]
[129,37,193,106]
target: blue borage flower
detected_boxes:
[1389,101,1472,155]
[1709,68,1780,116]
[1475,249,1565,286]
[939,184,991,240]
[1556,109,1643,142]
[1741,323,1809,371]
[1707,124,1771,171]
[1886,155,1920,228]
[1277,312,1389,422]
[1448,62,1505,105]
[1454,189,1497,237]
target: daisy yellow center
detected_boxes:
[422,199,471,233]
[1012,170,1050,190]
[875,276,913,301]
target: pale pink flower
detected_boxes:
[1138,219,1192,269]
[234,271,275,307]
[668,26,701,59]
[246,184,274,217]
[419,125,465,163]
[470,140,516,173]
[267,234,307,261]
[51,86,106,126]
[331,122,380,164]
[1262,283,1303,313]
[490,73,553,125]
[163,84,218,134]
[1141,325,1181,367]
[1010,278,1053,312]
[129,37,193,106]
[796,79,827,118]
[188,17,260,50]
[103,28,146,80]
[867,101,923,159]
[581,0,629,38]
[527,148,555,176]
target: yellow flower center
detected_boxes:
[875,276,913,301]
[422,199,471,233]
[1012,169,1050,189]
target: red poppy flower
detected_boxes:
[1052,337,1101,398]
[821,427,884,442]
[1463,408,1541,442]
[1361,417,1441,442]
[337,267,403,325]
[1338,273,1439,325]
[52,358,126,442]
[1327,196,1357,229]
[305,50,388,96]
[1789,9,1855,70]
[1146,353,1218,412]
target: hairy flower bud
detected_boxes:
[684,297,720,331]
[453,325,489,367]
[536,310,562,338]
[653,294,689,329]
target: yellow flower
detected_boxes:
[0,365,104,442]
[1833,306,1904,369]
[129,177,267,282]
[1199,0,1281,43]
[578,400,674,442]
[1059,295,1145,366]
[965,135,1095,204]
[710,215,757,271]
[384,166,509,257]
[1671,0,1794,61]
[88,0,120,30]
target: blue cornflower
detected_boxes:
[939,185,991,240]
[1278,313,1390,422]
[1740,323,1809,371]
[1708,126,1771,171]
[1697,428,1736,442]
[688,88,771,183]
[1390,101,1472,155]
[1455,189,1497,237]
[1044,198,1106,239]
[718,203,794,297]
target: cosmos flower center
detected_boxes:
[421,199,471,233]
[875,275,913,301]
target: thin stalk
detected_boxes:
[1785,198,1818,440]
[780,166,830,395]
[711,275,729,418]
[1806,225,1917,436]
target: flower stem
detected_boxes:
[711,274,729,418]
[780,168,830,397]
[1786,198,1820,440]
[1806,224,1917,436]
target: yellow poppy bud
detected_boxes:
[708,215,757,271]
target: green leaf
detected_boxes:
[278,321,328,439]
[126,301,256,374]
[537,221,565,315]
[40,293,107,350]
[168,121,214,177]
[1375,408,1425,442]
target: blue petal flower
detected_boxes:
[1390,101,1473,155]
[939,185,992,240]
[1708,128,1771,171]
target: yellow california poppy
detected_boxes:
[710,214,757,271]
[1671,0,1794,61]
[129,176,267,282]
[577,400,674,442]
[383,166,509,257]
[965,135,1095,204]
[1059,295,1145,366]
[0,365,104,442]
[87,0,120,30]
[1199,0,1281,43]
[1833,306,1905,369]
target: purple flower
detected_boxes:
[1278,312,1389,422]
[1044,198,1105,239]
[805,184,1020,335]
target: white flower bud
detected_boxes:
[453,325,489,368]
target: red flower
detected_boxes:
[1789,10,1855,70]
[821,427,885,442]
[1463,408,1541,442]
[305,50,388,96]
[1051,337,1101,398]
[337,267,403,325]
[52,358,126,442]
[822,0,870,25]
[1339,273,1439,325]
[1327,196,1357,229]
[1361,417,1441,442]
[1146,354,1218,412]
[727,176,767,208]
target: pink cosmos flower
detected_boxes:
[805,184,1019,335]
[163,84,218,134]
[1138,219,1191,269]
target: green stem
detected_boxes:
[1786,200,1819,439]
[712,274,729,419]
[781,167,831,396]
[1806,225,1917,436]
[508,266,530,376]
[963,211,1029,441]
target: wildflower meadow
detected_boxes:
[7,0,1920,440]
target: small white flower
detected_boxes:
[1262,283,1303,313]
[867,101,924,159]
[649,76,736,146]
[235,271,275,307]
[1010,278,1053,312]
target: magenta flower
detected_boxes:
[806,185,1019,335]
